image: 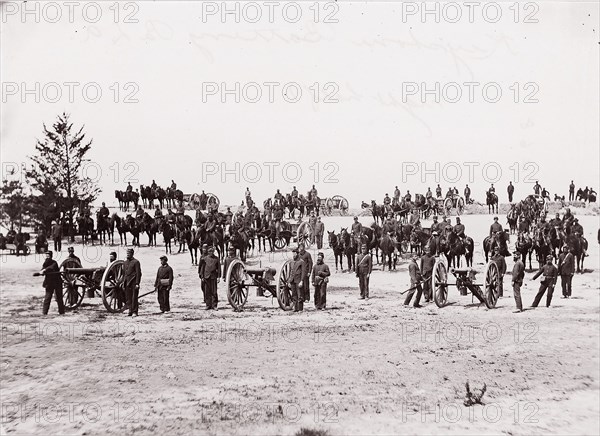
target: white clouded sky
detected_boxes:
[2,1,598,207]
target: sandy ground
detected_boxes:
[1,213,599,435]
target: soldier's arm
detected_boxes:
[323,265,331,278]
[154,269,160,288]
[168,266,174,286]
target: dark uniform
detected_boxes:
[404,258,423,307]
[511,257,525,311]
[557,249,575,297]
[154,262,174,312]
[298,250,313,302]
[41,257,65,315]
[464,186,471,203]
[569,182,575,201]
[199,253,221,309]
[289,257,307,311]
[435,185,442,198]
[507,183,514,202]
[123,255,142,315]
[531,260,558,307]
[453,223,465,238]
[51,222,63,252]
[312,260,331,309]
[420,252,435,301]
[489,221,503,237]
[356,251,372,298]
[314,220,325,249]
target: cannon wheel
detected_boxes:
[276,260,295,311]
[189,193,202,210]
[101,260,127,313]
[226,259,250,311]
[322,199,332,216]
[483,261,500,309]
[443,197,453,216]
[60,258,84,310]
[457,197,465,215]
[297,222,313,248]
[332,195,349,215]
[432,258,449,308]
[206,193,220,210]
[274,236,288,250]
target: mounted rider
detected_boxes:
[383,212,397,236]
[426,187,433,199]
[489,216,503,238]
[549,213,562,229]
[383,193,391,206]
[488,184,496,194]
[135,205,145,221]
[154,205,163,219]
[98,202,110,219]
[291,186,298,198]
[170,180,177,190]
[393,186,400,201]
[310,185,318,199]
[274,189,283,205]
[126,182,133,193]
[435,184,442,198]
[453,217,466,240]
[404,191,412,202]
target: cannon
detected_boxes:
[225,259,296,311]
[430,257,501,309]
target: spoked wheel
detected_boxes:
[189,193,202,210]
[457,197,465,215]
[276,260,295,311]
[101,260,127,313]
[206,193,220,210]
[332,195,349,216]
[274,236,287,250]
[226,259,250,311]
[443,198,453,216]
[60,258,84,310]
[432,258,449,308]
[483,261,500,309]
[297,222,313,248]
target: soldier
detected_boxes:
[488,184,496,194]
[507,182,515,202]
[135,205,144,220]
[356,244,372,299]
[435,184,442,198]
[39,251,65,315]
[404,254,423,308]
[489,216,503,238]
[404,190,412,202]
[383,213,396,236]
[170,180,177,190]
[518,216,530,234]
[511,252,524,312]
[67,246,81,265]
[154,255,173,313]
[298,244,313,302]
[197,244,209,305]
[245,187,252,201]
[541,187,549,200]
[35,230,48,254]
[0,233,6,250]
[438,215,452,235]
[426,187,433,199]
[533,181,541,195]
[199,246,221,310]
[393,186,400,201]
[222,247,238,280]
[531,255,558,307]
[123,248,142,317]
[430,216,439,234]
[420,248,435,302]
[51,220,63,252]
[310,185,318,199]
[308,212,317,244]
[225,207,233,224]
[98,202,110,219]
[126,182,133,193]
[446,187,454,198]
[453,217,465,239]
[352,216,363,239]
[464,185,471,203]
[274,189,283,204]
[383,193,391,206]
[151,179,158,190]
[491,248,507,297]
[288,248,306,312]
[549,213,562,229]
[154,205,163,219]
[312,252,331,310]
[314,216,325,249]
[291,186,298,198]
[571,218,584,237]
[569,180,575,201]
[557,246,575,298]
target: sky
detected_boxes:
[1,1,599,207]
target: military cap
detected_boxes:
[160,255,168,261]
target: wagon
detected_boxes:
[35,259,157,313]
[184,193,220,211]
[443,195,465,216]
[430,257,501,309]
[323,195,349,216]
[273,220,313,250]
[225,259,295,311]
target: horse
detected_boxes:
[486,192,498,214]
[112,213,130,245]
[369,200,385,224]
[565,233,588,272]
[483,230,510,262]
[140,213,159,246]
[515,232,534,270]
[96,212,113,245]
[160,221,174,254]
[547,226,564,259]
[340,228,357,272]
[115,190,127,211]
[125,215,141,247]
[378,232,397,271]
[507,205,518,234]
[410,229,432,256]
[531,228,551,268]
[361,226,380,264]
[76,215,95,245]
[444,232,474,268]
[229,227,250,261]
[328,231,346,271]
[199,226,225,260]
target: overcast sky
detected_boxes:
[2,1,599,207]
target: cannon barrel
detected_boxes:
[64,267,103,274]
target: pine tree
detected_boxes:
[0,179,29,231]
[26,113,101,240]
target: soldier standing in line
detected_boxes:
[154,255,173,313]
[199,246,221,310]
[39,251,65,315]
[435,184,442,198]
[197,243,209,307]
[420,248,435,302]
[356,244,372,299]
[51,220,63,252]
[404,254,423,308]
[557,246,575,298]
[123,248,142,317]
[531,255,558,308]
[569,181,575,201]
[312,252,331,310]
[298,244,313,302]
[308,212,317,244]
[507,182,515,203]
[393,186,401,202]
[464,185,471,204]
[222,247,238,281]
[288,248,306,312]
[511,252,524,313]
[314,217,325,249]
